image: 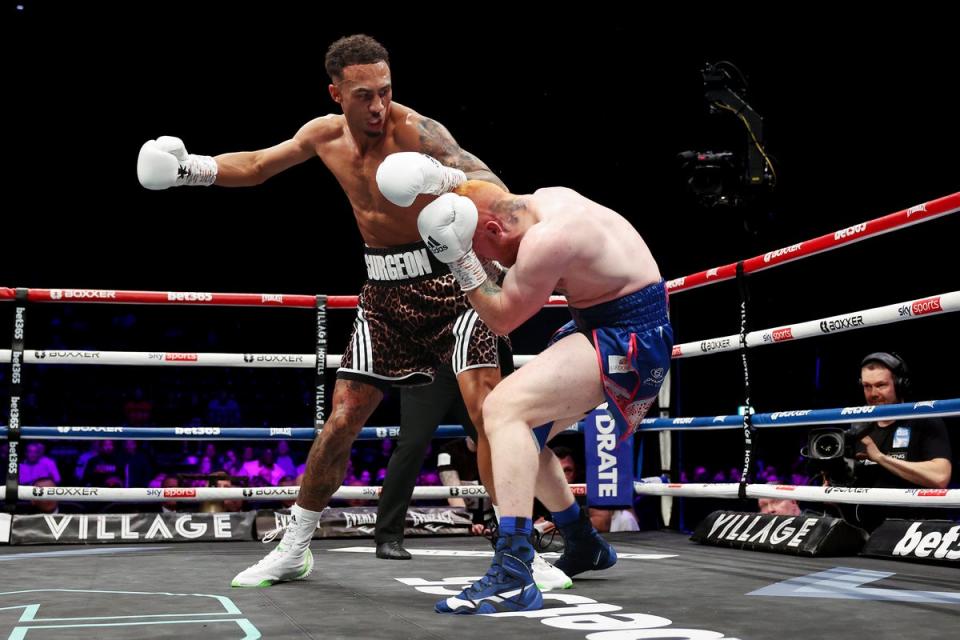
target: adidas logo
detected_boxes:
[426,236,448,254]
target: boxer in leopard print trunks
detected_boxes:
[339,241,501,387]
[139,34,572,590]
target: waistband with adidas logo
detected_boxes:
[363,240,449,286]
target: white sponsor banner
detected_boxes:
[12,512,254,544]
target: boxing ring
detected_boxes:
[1,191,959,638]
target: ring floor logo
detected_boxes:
[0,588,261,638]
[396,573,740,639]
[748,566,960,603]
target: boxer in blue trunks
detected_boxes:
[540,283,671,447]
[409,178,673,613]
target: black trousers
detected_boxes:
[374,340,512,544]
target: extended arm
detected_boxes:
[138,117,330,190]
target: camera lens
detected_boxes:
[812,432,844,459]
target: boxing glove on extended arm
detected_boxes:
[137,136,218,190]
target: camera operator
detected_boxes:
[843,352,952,530]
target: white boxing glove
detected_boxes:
[137,136,218,190]
[376,152,467,207]
[418,193,487,291]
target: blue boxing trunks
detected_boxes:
[547,280,673,441]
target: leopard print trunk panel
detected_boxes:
[337,271,505,387]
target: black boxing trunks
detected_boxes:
[337,241,504,389]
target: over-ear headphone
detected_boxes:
[860,351,911,399]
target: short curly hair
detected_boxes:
[325,34,390,81]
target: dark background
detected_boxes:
[4,3,958,479]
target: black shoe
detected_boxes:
[553,509,617,577]
[376,540,412,560]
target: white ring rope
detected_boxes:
[5,484,586,502]
[4,292,953,368]
[0,350,536,369]
[672,291,958,358]
[9,481,957,508]
[633,481,960,507]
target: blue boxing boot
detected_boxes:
[435,517,542,614]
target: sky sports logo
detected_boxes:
[163,488,197,498]
[771,327,794,342]
[911,297,942,316]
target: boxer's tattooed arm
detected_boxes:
[417,117,508,190]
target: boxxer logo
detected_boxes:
[448,486,486,497]
[700,338,731,353]
[819,315,864,333]
[49,289,116,300]
[763,243,802,263]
